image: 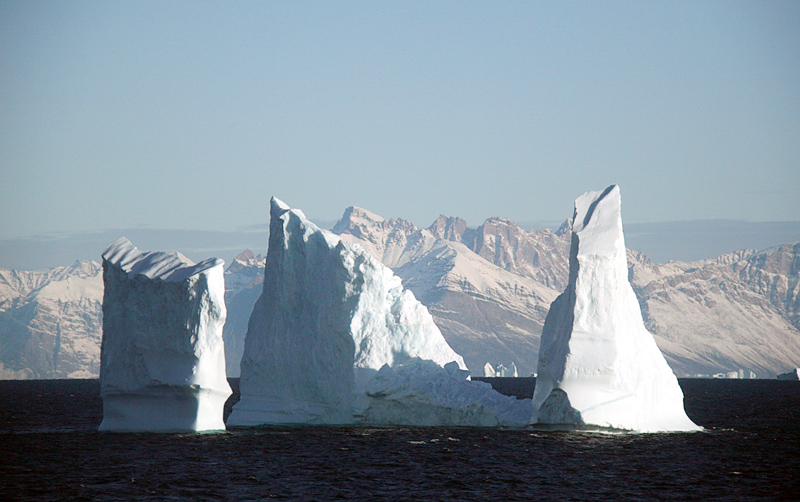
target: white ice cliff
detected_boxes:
[99,238,231,432]
[228,198,529,426]
[531,185,700,432]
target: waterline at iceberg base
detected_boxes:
[99,238,231,432]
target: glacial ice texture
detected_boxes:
[229,198,526,427]
[531,185,700,432]
[99,238,231,432]
[360,359,531,427]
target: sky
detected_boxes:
[1,1,799,264]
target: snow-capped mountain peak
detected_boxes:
[2,207,799,380]
[427,215,469,242]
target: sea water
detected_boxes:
[0,378,797,501]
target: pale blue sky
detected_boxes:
[2,1,799,242]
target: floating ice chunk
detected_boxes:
[360,358,531,426]
[99,238,231,432]
[228,198,470,426]
[531,186,700,432]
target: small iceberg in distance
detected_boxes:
[99,238,231,433]
[531,185,700,433]
[777,368,800,380]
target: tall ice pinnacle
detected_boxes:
[228,197,480,426]
[99,238,231,432]
[531,185,699,432]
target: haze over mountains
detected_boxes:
[1,206,798,380]
[2,220,799,271]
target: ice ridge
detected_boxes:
[103,237,223,282]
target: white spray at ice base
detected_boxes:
[531,185,700,432]
[99,238,231,432]
[228,197,531,427]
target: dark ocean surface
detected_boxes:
[1,378,798,501]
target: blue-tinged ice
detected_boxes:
[99,238,231,432]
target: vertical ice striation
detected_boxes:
[229,198,524,427]
[99,238,231,432]
[531,185,699,432]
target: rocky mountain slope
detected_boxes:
[0,250,264,379]
[331,207,800,378]
[628,246,800,377]
[1,213,798,379]
[222,250,265,377]
[0,261,103,379]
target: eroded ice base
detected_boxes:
[228,396,355,427]
[99,386,230,432]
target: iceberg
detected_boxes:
[483,362,519,378]
[229,198,528,426]
[99,238,231,432]
[531,185,699,432]
[777,369,800,380]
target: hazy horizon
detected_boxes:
[2,215,798,271]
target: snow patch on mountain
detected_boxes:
[629,247,800,377]
[3,203,799,380]
[0,261,103,379]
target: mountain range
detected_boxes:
[1,207,798,379]
[0,261,102,379]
